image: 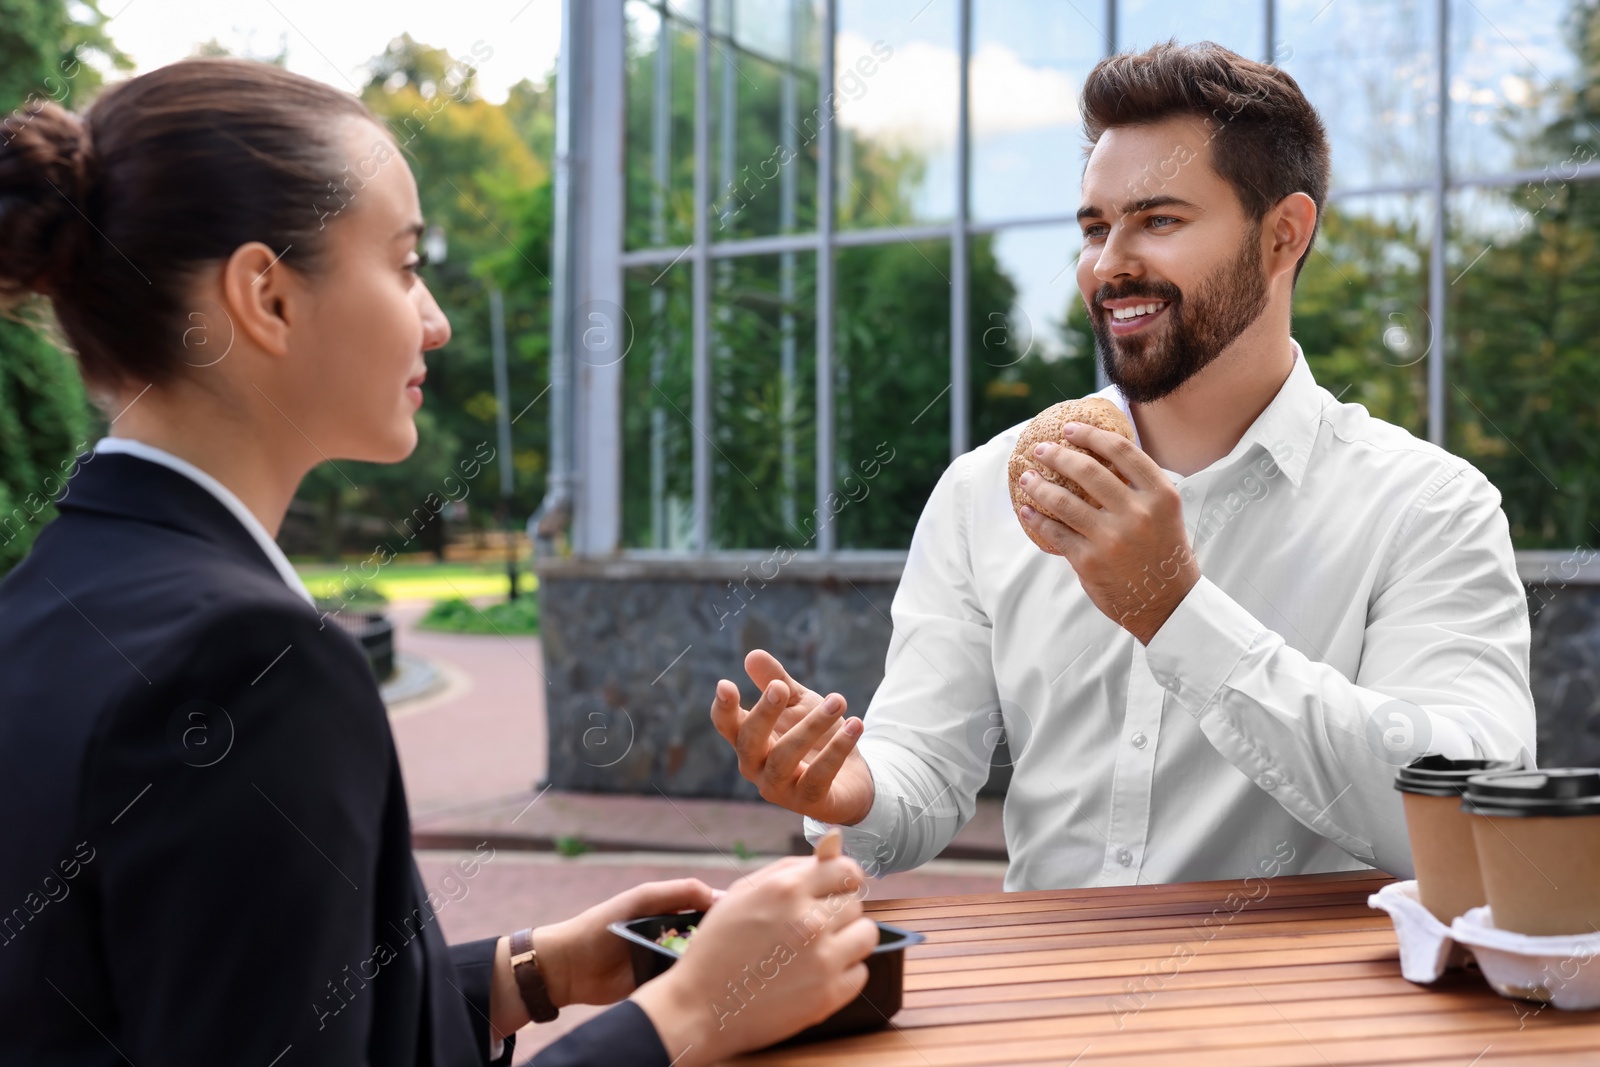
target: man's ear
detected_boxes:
[1265,191,1318,284]
[218,241,301,359]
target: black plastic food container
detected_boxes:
[608,910,927,1045]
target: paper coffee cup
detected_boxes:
[1463,768,1600,937]
[1394,755,1521,923]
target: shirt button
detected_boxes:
[1170,678,1183,695]
[1258,773,1279,791]
[1131,732,1148,749]
[1117,849,1133,867]
[1180,487,1193,503]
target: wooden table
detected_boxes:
[729,870,1600,1066]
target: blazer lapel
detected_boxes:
[56,453,288,587]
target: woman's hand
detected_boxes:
[629,854,880,1067]
[489,877,719,1041]
[538,877,720,1007]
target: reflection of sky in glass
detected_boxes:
[970,3,1102,222]
[630,0,1593,246]
[1118,0,1266,60]
[836,0,957,227]
[1323,194,1431,268]
[1278,0,1436,191]
[1451,181,1569,249]
[719,0,823,68]
[988,226,1084,361]
[1449,0,1579,177]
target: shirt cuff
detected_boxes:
[1144,575,1263,715]
[802,757,901,874]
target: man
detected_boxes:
[709,41,1535,891]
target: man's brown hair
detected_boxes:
[1081,40,1331,282]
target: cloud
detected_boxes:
[969,42,1081,137]
[833,33,1079,149]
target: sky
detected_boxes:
[95,0,563,102]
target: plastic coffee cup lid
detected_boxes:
[1394,754,1523,797]
[1462,767,1600,817]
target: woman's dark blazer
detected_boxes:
[0,453,668,1066]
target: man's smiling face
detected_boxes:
[1076,114,1272,404]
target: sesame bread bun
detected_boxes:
[1007,396,1138,551]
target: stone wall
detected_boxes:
[538,554,905,799]
[1524,550,1600,767]
[538,551,1600,799]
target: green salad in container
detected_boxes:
[653,924,698,955]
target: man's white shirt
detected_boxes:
[806,341,1536,890]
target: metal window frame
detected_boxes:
[572,0,1591,558]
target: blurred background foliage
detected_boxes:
[0,0,125,572]
[296,33,556,559]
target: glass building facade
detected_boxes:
[558,0,1600,557]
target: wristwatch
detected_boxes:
[509,927,559,1023]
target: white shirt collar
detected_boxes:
[1092,339,1320,488]
[93,437,315,606]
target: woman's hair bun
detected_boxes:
[0,100,95,304]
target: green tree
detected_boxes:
[0,0,130,575]
[288,35,557,559]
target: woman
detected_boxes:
[0,58,878,1066]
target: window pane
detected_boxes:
[1449,180,1600,548]
[1118,0,1264,62]
[971,225,1098,445]
[969,2,1101,224]
[1291,195,1432,438]
[626,2,697,249]
[835,239,952,548]
[1448,0,1579,180]
[622,261,696,549]
[836,0,957,230]
[706,0,824,240]
[1278,0,1437,191]
[711,252,818,547]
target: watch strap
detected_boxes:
[509,927,559,1023]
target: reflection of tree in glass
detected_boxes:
[622,263,694,550]
[1291,205,1430,437]
[1445,0,1600,549]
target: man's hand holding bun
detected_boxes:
[1009,397,1200,645]
[1006,397,1137,549]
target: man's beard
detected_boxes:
[1090,224,1270,404]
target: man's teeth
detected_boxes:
[1110,302,1167,321]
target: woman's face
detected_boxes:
[290,119,451,464]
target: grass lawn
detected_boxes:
[293,560,536,603]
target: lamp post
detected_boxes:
[423,225,517,599]
[489,286,518,600]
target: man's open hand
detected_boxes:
[709,650,876,825]
[1015,419,1200,644]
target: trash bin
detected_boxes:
[324,610,395,681]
